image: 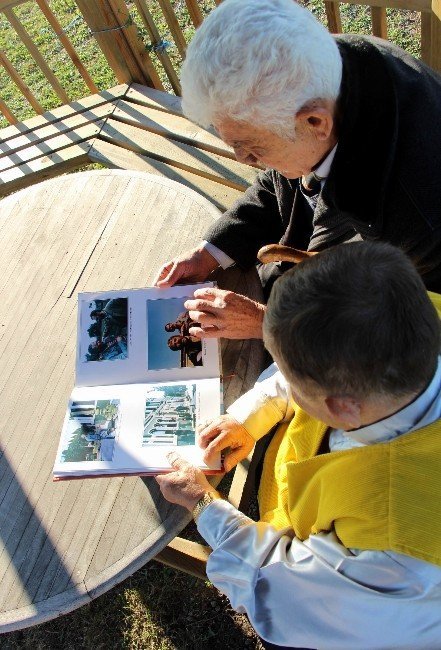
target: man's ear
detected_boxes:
[325,395,362,430]
[296,106,334,141]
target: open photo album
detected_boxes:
[53,283,222,480]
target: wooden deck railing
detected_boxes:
[0,0,439,128]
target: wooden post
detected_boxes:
[324,1,343,33]
[74,0,163,88]
[431,0,441,71]
[371,6,388,38]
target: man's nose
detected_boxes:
[234,147,257,165]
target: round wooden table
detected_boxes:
[0,170,264,631]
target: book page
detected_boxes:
[75,283,220,387]
[53,379,222,479]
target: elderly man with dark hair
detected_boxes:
[154,0,441,341]
[157,241,441,649]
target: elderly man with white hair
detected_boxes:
[154,0,441,340]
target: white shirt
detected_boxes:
[202,145,339,269]
[197,360,441,649]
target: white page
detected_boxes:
[53,378,222,479]
[75,283,219,387]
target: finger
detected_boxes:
[152,262,173,287]
[223,448,249,472]
[197,421,223,447]
[156,262,185,288]
[203,431,234,462]
[189,326,221,339]
[185,298,217,313]
[192,287,220,299]
[167,450,192,470]
[187,312,219,326]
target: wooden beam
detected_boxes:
[156,0,187,58]
[126,83,183,115]
[98,118,257,189]
[132,0,181,95]
[431,0,441,71]
[4,8,70,104]
[184,0,204,27]
[342,0,430,11]
[0,142,91,196]
[154,537,210,580]
[0,121,103,174]
[0,84,127,143]
[371,6,388,37]
[0,48,44,114]
[325,1,342,32]
[112,99,234,157]
[0,98,17,125]
[74,0,162,87]
[87,138,244,211]
[35,0,99,94]
[0,104,113,168]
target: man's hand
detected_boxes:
[153,246,219,288]
[155,451,214,511]
[185,287,266,339]
[198,415,255,472]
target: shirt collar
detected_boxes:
[342,356,441,445]
[314,144,338,180]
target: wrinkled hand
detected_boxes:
[153,246,219,288]
[198,415,254,472]
[155,451,213,511]
[184,287,266,339]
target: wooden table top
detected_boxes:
[0,169,264,631]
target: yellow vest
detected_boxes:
[258,291,441,566]
[259,412,441,565]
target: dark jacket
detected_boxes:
[204,35,441,292]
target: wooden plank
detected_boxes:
[35,0,98,94]
[98,118,258,189]
[154,538,210,580]
[106,0,165,90]
[184,0,204,27]
[0,142,91,196]
[4,8,70,104]
[0,121,102,176]
[87,138,244,211]
[325,1,342,32]
[113,99,234,157]
[0,103,113,168]
[0,0,26,9]
[0,84,127,143]
[343,0,430,10]
[0,48,44,113]
[421,10,432,63]
[127,83,183,115]
[0,98,17,125]
[132,0,182,95]
[74,0,158,86]
[431,0,441,72]
[371,6,388,37]
[156,0,187,58]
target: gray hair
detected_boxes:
[181,0,343,139]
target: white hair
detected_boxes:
[181,0,342,139]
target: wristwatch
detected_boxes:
[192,490,222,523]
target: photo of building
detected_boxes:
[143,384,196,447]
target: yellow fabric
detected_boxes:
[258,290,441,564]
[259,410,441,565]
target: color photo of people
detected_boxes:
[60,399,119,462]
[81,297,128,362]
[146,297,203,370]
[143,384,196,447]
